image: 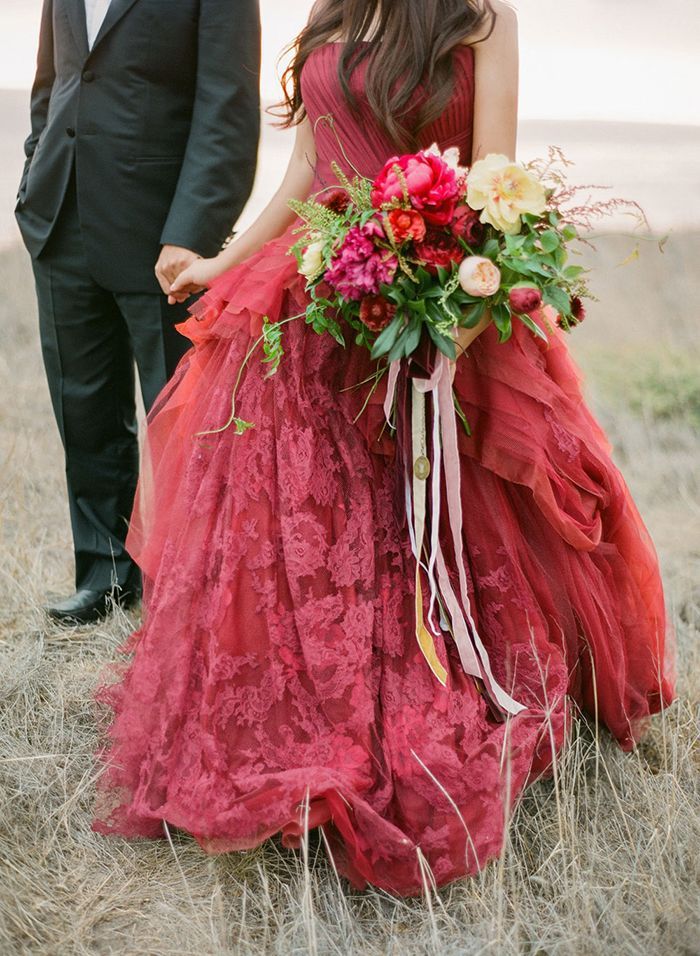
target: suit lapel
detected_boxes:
[64,0,89,58]
[90,0,142,52]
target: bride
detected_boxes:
[92,0,675,896]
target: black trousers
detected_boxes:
[31,174,192,592]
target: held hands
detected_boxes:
[155,245,201,299]
[166,255,225,305]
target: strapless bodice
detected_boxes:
[300,43,475,191]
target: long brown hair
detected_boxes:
[277,0,495,150]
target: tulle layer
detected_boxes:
[92,228,675,896]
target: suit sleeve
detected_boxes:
[160,0,262,256]
[20,0,56,197]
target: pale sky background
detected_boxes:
[0,0,699,123]
[0,0,698,241]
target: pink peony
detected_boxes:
[509,286,542,315]
[325,221,398,302]
[371,152,460,226]
[415,230,464,274]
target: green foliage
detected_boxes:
[595,349,700,429]
[288,198,345,234]
[232,417,255,435]
[261,316,285,378]
[287,152,593,367]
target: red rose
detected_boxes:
[451,204,484,247]
[321,188,350,214]
[371,152,459,226]
[359,295,397,332]
[509,286,543,316]
[386,208,427,244]
[414,230,464,274]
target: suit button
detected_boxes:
[82,70,95,83]
[66,127,76,138]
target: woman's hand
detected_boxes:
[167,256,226,305]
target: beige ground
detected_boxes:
[0,234,698,955]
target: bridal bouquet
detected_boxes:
[214,148,603,712]
[287,146,590,362]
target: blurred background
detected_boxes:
[0,0,699,240]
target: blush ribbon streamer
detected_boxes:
[385,352,526,718]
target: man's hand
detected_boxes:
[155,245,201,297]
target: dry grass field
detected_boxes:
[0,233,699,955]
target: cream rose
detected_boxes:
[458,256,501,297]
[467,154,547,235]
[299,238,325,280]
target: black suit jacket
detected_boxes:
[15,0,261,292]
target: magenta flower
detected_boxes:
[324,222,398,302]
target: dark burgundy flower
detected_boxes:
[414,230,464,274]
[450,204,484,247]
[509,286,542,316]
[571,296,586,323]
[321,188,351,214]
[386,208,427,244]
[359,295,397,332]
[557,295,587,329]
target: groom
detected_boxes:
[16,0,261,624]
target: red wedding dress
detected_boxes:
[92,44,675,896]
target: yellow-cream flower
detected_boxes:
[467,154,547,235]
[299,238,325,280]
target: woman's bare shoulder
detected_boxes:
[462,0,518,46]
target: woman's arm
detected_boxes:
[456,0,520,355]
[168,116,317,303]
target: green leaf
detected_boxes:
[460,300,487,328]
[327,320,346,346]
[563,264,586,280]
[403,317,423,356]
[539,230,560,253]
[387,326,411,363]
[408,298,427,316]
[517,311,549,342]
[505,258,554,280]
[440,296,463,323]
[380,282,406,306]
[542,284,571,317]
[427,323,457,359]
[453,392,472,436]
[370,313,404,359]
[482,238,500,261]
[233,417,256,436]
[491,303,513,343]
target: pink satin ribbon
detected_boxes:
[385,354,526,717]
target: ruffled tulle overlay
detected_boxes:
[92,42,674,896]
[92,221,675,895]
